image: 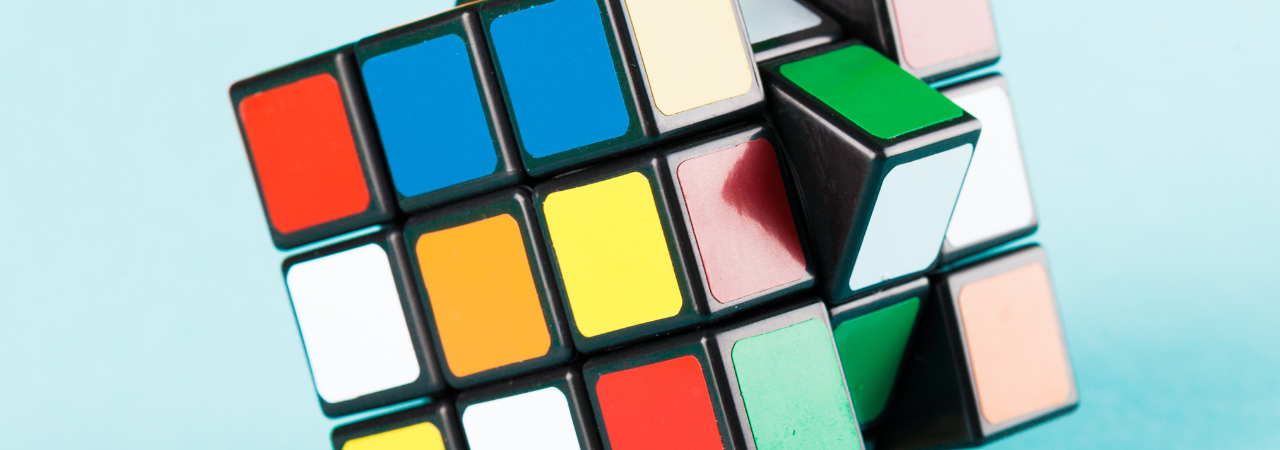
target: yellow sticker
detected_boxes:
[342,422,445,450]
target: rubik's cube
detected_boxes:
[230,0,1077,448]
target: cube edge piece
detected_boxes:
[402,187,575,389]
[229,44,396,250]
[281,228,446,418]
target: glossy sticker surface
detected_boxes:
[833,297,920,424]
[463,387,583,450]
[596,356,724,450]
[622,0,752,115]
[945,84,1034,249]
[892,0,997,70]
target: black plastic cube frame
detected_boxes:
[330,400,467,450]
[880,245,1078,449]
[403,187,575,389]
[937,73,1038,263]
[761,41,981,303]
[828,277,929,432]
[805,0,999,82]
[282,229,447,418]
[533,153,704,353]
[714,300,859,449]
[456,366,603,450]
[230,45,396,250]
[479,0,650,178]
[354,6,523,213]
[750,0,844,63]
[662,123,816,319]
[582,331,744,450]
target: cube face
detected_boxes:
[717,303,863,450]
[331,402,466,450]
[356,8,521,212]
[618,0,762,129]
[846,144,972,292]
[666,125,813,313]
[458,368,600,450]
[738,0,842,62]
[535,158,698,352]
[778,44,961,140]
[890,0,998,73]
[482,0,645,176]
[941,75,1037,261]
[231,48,393,249]
[405,189,572,387]
[829,278,928,426]
[283,230,443,417]
[584,333,738,450]
[954,253,1073,426]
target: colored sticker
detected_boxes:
[833,297,920,424]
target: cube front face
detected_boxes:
[405,189,572,388]
[948,246,1075,431]
[331,403,466,450]
[941,74,1036,261]
[717,303,863,450]
[356,8,520,213]
[458,369,600,450]
[737,0,841,62]
[231,49,392,249]
[283,231,442,417]
[888,0,998,79]
[762,42,978,302]
[617,0,762,131]
[829,278,928,427]
[481,0,645,176]
[535,159,698,352]
[666,125,813,314]
[584,336,737,450]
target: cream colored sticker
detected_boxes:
[623,0,754,115]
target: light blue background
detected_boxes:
[0,0,1276,448]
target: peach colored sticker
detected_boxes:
[892,0,997,70]
[958,262,1071,425]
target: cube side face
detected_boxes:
[458,368,602,450]
[886,0,1000,81]
[404,188,573,388]
[614,0,764,134]
[481,0,649,177]
[230,48,394,249]
[716,302,864,450]
[940,75,1037,262]
[828,278,930,428]
[944,245,1077,440]
[739,0,843,62]
[583,334,739,450]
[534,157,702,353]
[331,402,467,450]
[282,230,444,417]
[355,8,522,213]
[664,125,814,317]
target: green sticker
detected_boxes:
[780,45,963,140]
[731,319,861,449]
[833,297,921,424]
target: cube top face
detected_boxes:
[941,75,1036,261]
[778,44,962,140]
[356,8,521,212]
[535,158,697,352]
[231,48,392,249]
[889,0,998,78]
[945,246,1076,433]
[331,403,464,450]
[585,336,734,450]
[458,368,598,450]
[405,189,571,387]
[845,143,972,294]
[666,125,812,312]
[738,0,841,62]
[282,230,442,417]
[717,302,863,449]
[829,278,929,426]
[618,0,763,129]
[482,0,645,177]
